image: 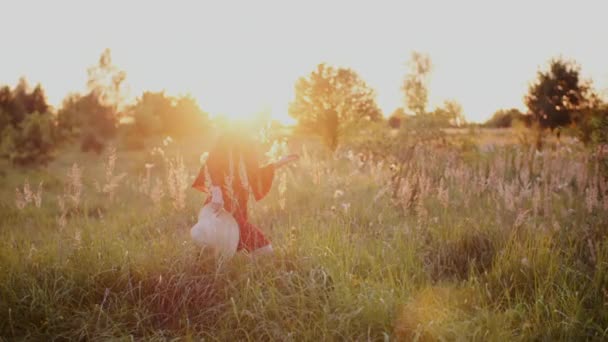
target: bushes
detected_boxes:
[1,112,56,166]
[484,108,530,128]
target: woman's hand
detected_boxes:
[274,154,299,169]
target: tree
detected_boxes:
[0,80,54,165]
[130,91,171,136]
[402,52,432,116]
[0,78,49,127]
[128,92,209,139]
[57,92,116,141]
[575,94,608,146]
[2,112,56,165]
[289,63,382,151]
[525,58,590,130]
[484,108,529,128]
[169,95,209,137]
[432,100,466,127]
[56,49,127,151]
[87,48,128,114]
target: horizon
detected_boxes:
[1,0,607,124]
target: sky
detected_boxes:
[1,0,607,123]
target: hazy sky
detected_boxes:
[2,0,607,123]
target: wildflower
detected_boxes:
[521,258,530,268]
[514,209,530,228]
[346,150,355,161]
[333,189,344,199]
[15,188,26,209]
[341,202,351,214]
[33,182,43,208]
[23,180,32,204]
[145,163,155,170]
[166,154,189,210]
[437,178,449,209]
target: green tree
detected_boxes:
[57,92,116,141]
[402,52,432,116]
[0,80,54,165]
[432,100,466,127]
[0,78,49,127]
[128,92,209,139]
[56,49,127,151]
[129,91,171,136]
[2,112,56,165]
[525,58,590,130]
[289,63,382,151]
[575,94,608,146]
[169,95,209,137]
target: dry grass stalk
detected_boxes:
[166,154,189,210]
[57,195,67,229]
[278,171,287,210]
[15,187,26,210]
[150,179,165,207]
[15,180,43,209]
[66,163,83,207]
[32,182,43,208]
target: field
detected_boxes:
[1,128,607,341]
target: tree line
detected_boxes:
[1,49,607,165]
[0,49,210,165]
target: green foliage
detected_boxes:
[525,58,590,130]
[402,51,432,116]
[289,63,382,151]
[1,112,56,165]
[0,79,49,128]
[130,91,169,136]
[128,92,209,142]
[57,92,117,149]
[55,49,129,151]
[575,101,608,146]
[484,108,530,128]
[0,80,55,165]
[432,99,466,127]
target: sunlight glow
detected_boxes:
[1,0,606,123]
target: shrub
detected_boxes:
[2,112,56,165]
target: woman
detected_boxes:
[192,127,298,255]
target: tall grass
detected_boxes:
[0,132,607,340]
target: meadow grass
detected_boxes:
[0,130,607,341]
